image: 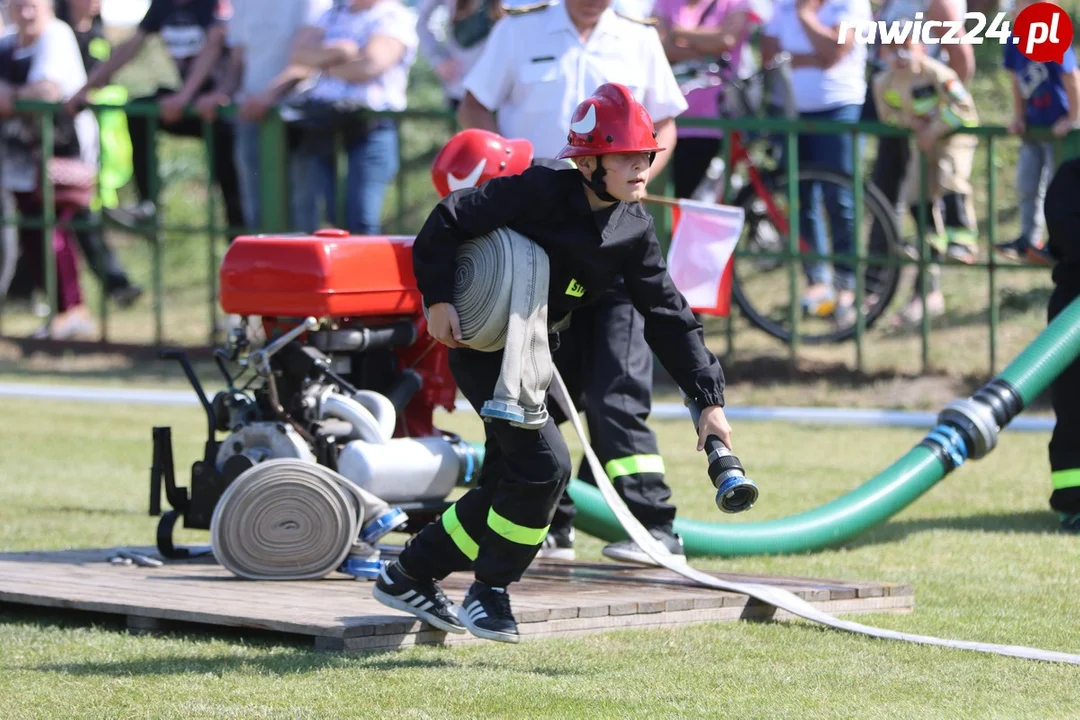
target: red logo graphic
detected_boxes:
[1013,2,1074,62]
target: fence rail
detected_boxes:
[0,100,1076,379]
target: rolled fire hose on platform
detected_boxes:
[210,459,392,580]
[454,225,1080,664]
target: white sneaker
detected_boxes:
[602,529,687,567]
[535,527,575,560]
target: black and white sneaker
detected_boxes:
[461,582,520,643]
[372,562,466,634]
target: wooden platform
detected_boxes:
[0,547,914,652]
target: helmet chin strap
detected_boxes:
[583,156,619,203]
[580,153,657,203]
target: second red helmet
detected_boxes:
[556,83,663,161]
[431,129,534,198]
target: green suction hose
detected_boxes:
[566,295,1080,557]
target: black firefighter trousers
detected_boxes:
[1049,267,1080,516]
[546,281,677,536]
[397,343,573,588]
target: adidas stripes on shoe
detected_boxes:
[461,582,520,643]
[371,561,466,634]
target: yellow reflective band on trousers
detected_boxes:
[442,504,479,560]
[487,508,549,546]
[605,454,665,480]
[1052,469,1080,490]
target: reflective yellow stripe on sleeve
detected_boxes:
[442,504,479,560]
[605,454,665,480]
[487,508,549,546]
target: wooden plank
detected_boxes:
[0,546,914,651]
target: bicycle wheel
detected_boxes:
[726,168,904,346]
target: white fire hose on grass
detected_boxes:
[452,226,1080,665]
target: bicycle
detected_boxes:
[673,53,905,345]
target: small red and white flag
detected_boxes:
[665,198,744,317]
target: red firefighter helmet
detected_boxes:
[556,83,664,160]
[431,129,534,198]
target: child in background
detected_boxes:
[997,0,1080,264]
[872,27,979,325]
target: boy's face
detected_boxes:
[583,152,652,202]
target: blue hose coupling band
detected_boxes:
[924,424,968,471]
[481,400,526,424]
[359,507,409,545]
[462,445,476,484]
[339,556,385,580]
[716,475,759,514]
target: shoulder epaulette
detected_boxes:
[615,11,658,25]
[505,1,552,16]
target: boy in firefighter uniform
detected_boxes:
[1042,156,1080,532]
[429,127,686,567]
[372,84,734,643]
[872,28,980,325]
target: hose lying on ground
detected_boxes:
[550,366,1080,665]
[569,295,1080,558]
[210,459,390,580]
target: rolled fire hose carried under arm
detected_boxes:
[452,227,555,429]
[454,224,1080,665]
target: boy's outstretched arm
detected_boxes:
[622,216,732,449]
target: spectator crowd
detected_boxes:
[0,0,1077,340]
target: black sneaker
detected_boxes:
[535,526,575,560]
[602,528,688,567]
[371,561,466,634]
[461,582,520,643]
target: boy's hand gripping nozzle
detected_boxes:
[686,398,758,513]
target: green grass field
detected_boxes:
[2,394,1078,718]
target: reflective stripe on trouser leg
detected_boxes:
[443,504,479,560]
[448,345,572,587]
[395,481,495,581]
[487,508,549,546]
[1052,469,1080,490]
[605,455,665,481]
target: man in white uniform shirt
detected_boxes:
[450,0,694,566]
[458,0,684,170]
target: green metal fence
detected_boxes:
[687,114,1080,376]
[0,99,1076,379]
